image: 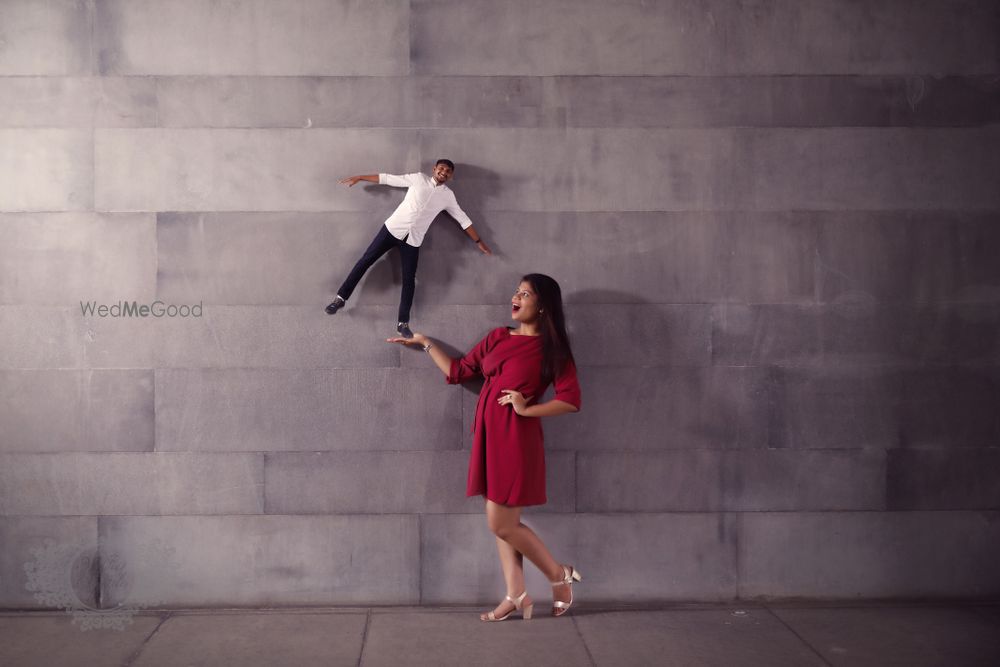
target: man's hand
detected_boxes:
[339,174,379,187]
[476,240,493,255]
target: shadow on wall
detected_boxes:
[422,162,504,288]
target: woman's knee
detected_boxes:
[489,520,514,540]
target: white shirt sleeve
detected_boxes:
[444,192,474,230]
[379,173,417,187]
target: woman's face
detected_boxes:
[511,281,541,323]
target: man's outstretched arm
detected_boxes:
[463,224,492,255]
[338,174,379,186]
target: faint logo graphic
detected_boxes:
[24,538,179,632]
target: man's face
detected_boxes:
[432,163,454,184]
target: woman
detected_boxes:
[388,273,583,621]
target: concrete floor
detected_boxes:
[1,603,999,666]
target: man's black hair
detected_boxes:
[435,159,455,171]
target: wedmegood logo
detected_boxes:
[23,538,180,631]
[79,301,203,318]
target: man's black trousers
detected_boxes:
[337,225,419,323]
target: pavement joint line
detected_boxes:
[570,614,599,667]
[121,610,172,667]
[761,604,834,667]
[356,608,372,667]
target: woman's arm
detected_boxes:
[386,333,454,377]
[499,392,579,417]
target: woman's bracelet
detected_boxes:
[422,342,433,352]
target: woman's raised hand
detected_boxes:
[386,332,430,347]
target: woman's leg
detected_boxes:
[485,500,573,609]
[481,533,527,620]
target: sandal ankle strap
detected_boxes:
[505,590,529,608]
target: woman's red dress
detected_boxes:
[447,327,582,507]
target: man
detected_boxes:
[326,159,492,338]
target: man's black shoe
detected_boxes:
[325,296,346,314]
[396,322,414,338]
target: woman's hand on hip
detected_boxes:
[499,390,532,416]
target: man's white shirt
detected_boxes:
[378,172,473,247]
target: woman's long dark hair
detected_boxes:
[522,273,574,384]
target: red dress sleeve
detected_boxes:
[552,358,582,409]
[447,327,505,384]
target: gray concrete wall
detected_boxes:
[1,0,999,608]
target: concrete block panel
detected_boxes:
[0,77,157,128]
[0,213,156,306]
[888,449,1000,510]
[0,307,84,369]
[578,450,885,512]
[415,211,815,306]
[568,304,711,367]
[131,613,367,667]
[0,615,162,664]
[0,304,159,369]
[576,609,825,667]
[817,211,1000,304]
[546,75,1000,128]
[740,511,1000,598]
[94,128,1000,212]
[543,366,773,451]
[0,516,97,609]
[421,513,738,602]
[774,366,1000,450]
[95,0,408,75]
[155,211,816,307]
[264,450,575,513]
[772,607,1000,667]
[147,75,1000,130]
[95,129,418,211]
[156,212,403,306]
[156,76,543,128]
[419,128,1000,212]
[0,370,153,453]
[729,449,886,511]
[0,453,263,515]
[156,368,461,452]
[99,515,420,605]
[411,0,999,75]
[578,451,726,512]
[151,306,401,369]
[712,303,1000,367]
[362,611,592,666]
[4,306,396,369]
[0,304,401,369]
[0,1,93,75]
[895,368,1000,448]
[739,127,1000,211]
[399,304,711,370]
[0,130,92,211]
[769,366,899,449]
